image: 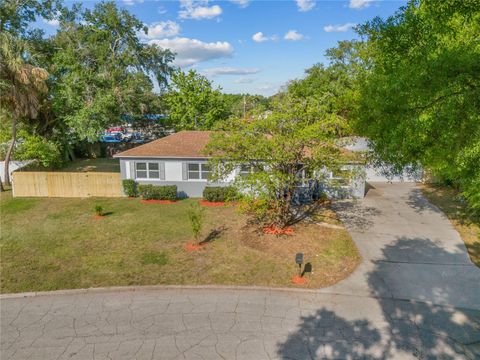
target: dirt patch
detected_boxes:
[141,199,178,204]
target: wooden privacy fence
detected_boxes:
[12,172,123,197]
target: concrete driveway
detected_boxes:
[322,182,480,309]
[1,183,479,359]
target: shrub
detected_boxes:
[94,205,104,216]
[122,179,138,197]
[138,184,177,200]
[203,186,237,202]
[187,203,205,243]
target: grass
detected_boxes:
[141,251,169,265]
[0,191,360,293]
[421,184,480,267]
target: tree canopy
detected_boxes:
[166,69,229,130]
[355,0,480,212]
[50,2,174,142]
[0,0,174,172]
[206,78,352,228]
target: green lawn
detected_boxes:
[0,192,360,293]
[421,184,480,267]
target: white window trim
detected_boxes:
[135,162,161,180]
[187,162,211,182]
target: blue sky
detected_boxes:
[40,0,406,95]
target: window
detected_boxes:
[239,164,263,177]
[239,164,251,177]
[201,164,211,180]
[136,162,160,179]
[148,163,159,179]
[187,163,211,180]
[136,163,147,179]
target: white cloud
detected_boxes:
[149,37,233,66]
[122,0,144,6]
[230,0,250,8]
[202,67,261,76]
[252,32,277,43]
[323,22,356,32]
[235,76,255,84]
[179,0,222,20]
[284,30,304,41]
[142,21,180,39]
[158,6,167,15]
[252,32,267,42]
[43,18,59,26]
[296,0,315,12]
[349,0,373,9]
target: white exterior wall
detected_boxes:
[118,158,365,199]
[118,158,236,198]
[365,165,422,183]
[164,160,184,181]
[343,137,422,183]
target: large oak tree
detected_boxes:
[355,0,480,212]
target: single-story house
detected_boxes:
[114,131,365,199]
[343,137,423,182]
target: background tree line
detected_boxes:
[0,0,271,186]
[1,0,478,215]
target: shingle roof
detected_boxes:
[113,131,213,158]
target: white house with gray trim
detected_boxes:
[114,131,366,199]
[114,131,236,198]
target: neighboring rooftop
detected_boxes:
[113,131,213,158]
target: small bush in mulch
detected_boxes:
[122,179,138,197]
[92,204,104,219]
[188,203,204,240]
[202,186,237,203]
[263,226,294,235]
[138,184,177,201]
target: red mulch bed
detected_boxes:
[198,200,227,207]
[263,226,294,235]
[141,199,177,204]
[292,275,308,285]
[184,242,207,252]
[92,215,105,220]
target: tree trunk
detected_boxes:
[0,175,4,192]
[4,116,18,187]
[277,186,294,228]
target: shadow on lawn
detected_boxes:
[276,237,480,359]
[199,226,228,245]
[289,200,339,227]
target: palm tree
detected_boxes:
[0,32,48,187]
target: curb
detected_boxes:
[2,285,477,311]
[0,284,321,299]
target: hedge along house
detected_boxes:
[114,130,366,199]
